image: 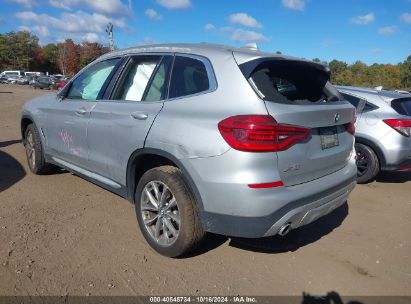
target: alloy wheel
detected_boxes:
[356,146,370,177]
[140,181,180,246]
[25,131,36,169]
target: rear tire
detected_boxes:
[24,124,56,175]
[355,143,380,184]
[135,166,205,257]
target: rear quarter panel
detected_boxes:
[145,51,268,159]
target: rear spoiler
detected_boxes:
[238,57,330,79]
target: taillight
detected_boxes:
[345,116,356,135]
[383,119,411,137]
[218,115,310,152]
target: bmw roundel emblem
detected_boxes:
[334,113,341,123]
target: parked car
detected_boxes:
[21,44,357,257]
[16,76,30,85]
[31,76,55,89]
[374,86,411,95]
[337,86,411,183]
[55,79,67,90]
[1,70,25,78]
[6,75,20,84]
[0,75,8,83]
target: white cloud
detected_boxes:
[281,0,305,11]
[49,0,71,10]
[49,0,131,17]
[7,0,37,8]
[145,8,162,20]
[155,0,191,9]
[33,25,50,39]
[228,13,262,28]
[15,10,126,45]
[350,12,375,25]
[16,10,126,33]
[82,32,100,43]
[204,23,215,31]
[400,13,411,24]
[141,37,158,45]
[378,26,397,35]
[18,25,31,32]
[230,29,268,43]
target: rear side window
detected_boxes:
[67,58,120,100]
[244,60,341,104]
[341,92,378,113]
[391,98,411,116]
[169,56,210,99]
[341,93,361,108]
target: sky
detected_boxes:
[0,0,410,65]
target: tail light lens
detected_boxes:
[345,116,356,135]
[383,119,411,137]
[218,115,310,152]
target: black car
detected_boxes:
[31,77,55,89]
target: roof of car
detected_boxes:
[336,85,408,101]
[99,43,315,65]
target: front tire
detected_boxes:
[355,143,380,184]
[135,166,205,257]
[24,124,55,175]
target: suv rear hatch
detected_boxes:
[236,54,355,186]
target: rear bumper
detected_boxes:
[382,157,411,171]
[184,150,357,238]
[201,178,355,237]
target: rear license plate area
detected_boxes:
[320,127,339,150]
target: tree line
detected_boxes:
[0,31,109,76]
[0,30,410,89]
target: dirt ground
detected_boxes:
[0,84,410,298]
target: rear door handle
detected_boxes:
[131,112,148,120]
[75,107,89,115]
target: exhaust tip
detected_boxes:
[278,223,292,236]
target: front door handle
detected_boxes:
[75,107,88,115]
[131,112,148,120]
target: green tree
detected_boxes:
[400,55,411,88]
[328,60,348,84]
[78,42,108,69]
[0,31,39,71]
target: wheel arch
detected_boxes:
[355,136,386,168]
[21,115,35,142]
[126,148,204,212]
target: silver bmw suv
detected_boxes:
[337,86,411,183]
[21,44,357,257]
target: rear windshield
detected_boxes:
[242,60,342,104]
[391,98,411,116]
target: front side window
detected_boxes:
[169,56,210,99]
[67,58,119,100]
